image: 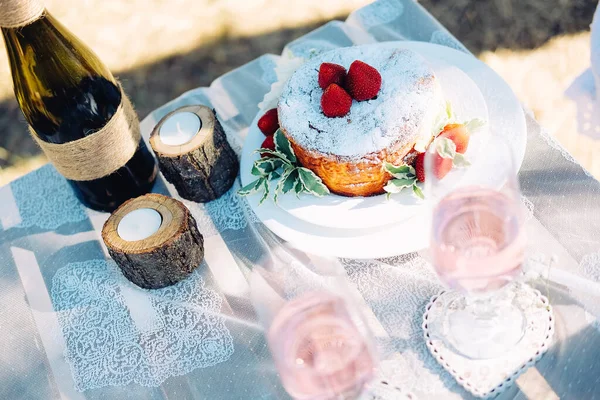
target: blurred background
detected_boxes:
[0,0,598,184]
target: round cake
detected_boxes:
[278,45,445,197]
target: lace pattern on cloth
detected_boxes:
[205,182,259,231]
[51,260,234,391]
[523,107,594,178]
[521,195,534,220]
[341,255,458,396]
[187,181,259,238]
[10,164,87,230]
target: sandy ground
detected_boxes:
[481,32,600,176]
[0,0,598,183]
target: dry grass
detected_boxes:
[0,0,598,184]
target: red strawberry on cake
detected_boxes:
[259,135,276,158]
[345,60,382,101]
[413,150,453,182]
[432,153,453,180]
[414,153,426,182]
[321,84,352,118]
[439,123,469,154]
[318,63,347,89]
[257,108,279,136]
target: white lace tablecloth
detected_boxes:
[2,1,600,399]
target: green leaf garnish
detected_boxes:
[383,175,424,200]
[252,149,292,165]
[241,131,328,204]
[464,118,486,133]
[258,178,270,205]
[383,162,416,179]
[251,163,262,176]
[382,162,423,199]
[274,129,297,163]
[278,168,299,195]
[238,177,265,196]
[254,158,285,175]
[446,101,455,121]
[431,101,455,136]
[412,183,425,200]
[274,168,297,203]
[269,170,282,180]
[383,178,415,193]
[452,153,471,168]
[294,179,304,197]
[298,167,329,197]
[435,137,457,159]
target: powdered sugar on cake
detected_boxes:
[278,46,445,158]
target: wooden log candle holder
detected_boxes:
[149,105,239,202]
[101,193,204,289]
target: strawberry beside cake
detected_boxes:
[277,45,446,197]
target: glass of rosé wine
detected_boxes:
[424,134,528,359]
[249,244,378,400]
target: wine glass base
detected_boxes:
[443,292,526,360]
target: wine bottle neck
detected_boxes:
[0,0,45,28]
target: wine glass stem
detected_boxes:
[443,283,526,359]
[464,291,506,319]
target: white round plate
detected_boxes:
[241,41,527,258]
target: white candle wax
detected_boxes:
[117,208,162,242]
[159,111,201,146]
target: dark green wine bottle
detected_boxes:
[1,4,157,211]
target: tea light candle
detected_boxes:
[158,112,201,146]
[117,208,162,241]
[102,194,205,289]
[149,105,239,203]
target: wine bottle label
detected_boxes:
[0,0,45,28]
[29,85,143,181]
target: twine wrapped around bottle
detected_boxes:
[1,0,144,182]
[29,86,143,181]
[0,0,45,28]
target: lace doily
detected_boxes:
[51,260,234,391]
[347,0,404,30]
[182,200,220,238]
[194,182,259,234]
[341,256,458,396]
[10,165,87,230]
[422,285,555,398]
